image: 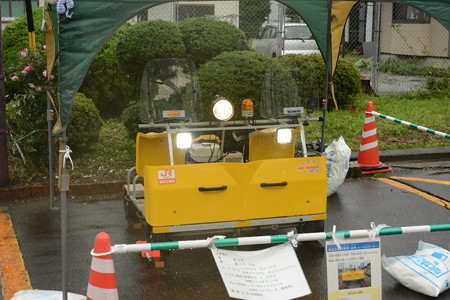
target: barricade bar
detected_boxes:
[370,111,450,139]
[111,224,450,254]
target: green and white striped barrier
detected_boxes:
[370,111,450,139]
[112,224,450,254]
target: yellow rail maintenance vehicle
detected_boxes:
[342,268,365,282]
[123,58,327,250]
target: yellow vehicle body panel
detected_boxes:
[248,128,299,162]
[136,132,186,176]
[342,269,364,281]
[246,158,326,219]
[144,156,326,227]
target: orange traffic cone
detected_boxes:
[86,232,119,300]
[356,101,392,175]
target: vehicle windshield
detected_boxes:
[261,60,321,118]
[285,25,313,39]
[139,58,200,123]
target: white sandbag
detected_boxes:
[382,241,450,297]
[11,290,86,300]
[325,136,351,197]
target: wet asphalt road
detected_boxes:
[2,158,449,299]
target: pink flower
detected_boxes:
[21,65,33,74]
[36,87,43,92]
[21,49,28,57]
[50,75,55,80]
[28,83,36,89]
[43,45,47,49]
[11,75,19,81]
[42,70,47,77]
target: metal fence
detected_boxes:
[135,1,449,96]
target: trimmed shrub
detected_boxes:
[179,17,249,67]
[333,58,363,105]
[276,54,362,108]
[80,23,139,118]
[67,93,103,154]
[6,93,101,166]
[116,20,185,76]
[197,51,272,120]
[121,103,141,138]
[3,7,45,70]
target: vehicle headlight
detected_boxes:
[212,97,234,121]
[277,128,292,144]
[176,132,192,149]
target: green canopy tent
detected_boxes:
[47,0,450,134]
[45,0,449,298]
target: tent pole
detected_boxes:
[47,98,55,209]
[320,0,332,154]
[59,131,68,300]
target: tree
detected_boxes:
[239,0,271,39]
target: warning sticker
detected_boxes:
[157,169,176,185]
[296,160,320,173]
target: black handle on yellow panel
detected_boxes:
[260,182,288,188]
[198,186,227,192]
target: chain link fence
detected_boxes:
[136,1,449,96]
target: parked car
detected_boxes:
[252,23,320,57]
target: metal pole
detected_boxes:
[59,132,69,300]
[112,224,450,253]
[47,100,55,209]
[370,111,450,138]
[320,0,332,154]
[25,0,36,50]
[0,0,10,187]
[372,1,382,93]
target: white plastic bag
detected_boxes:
[382,241,450,297]
[325,136,351,197]
[11,290,86,300]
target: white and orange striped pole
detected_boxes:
[356,101,392,175]
[86,232,119,300]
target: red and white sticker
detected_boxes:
[157,169,176,185]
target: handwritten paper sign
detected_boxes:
[211,243,311,299]
[326,237,382,300]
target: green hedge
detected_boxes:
[80,23,139,118]
[276,54,362,108]
[67,93,103,154]
[6,93,102,166]
[116,20,185,76]
[198,50,273,120]
[120,103,141,138]
[179,17,249,67]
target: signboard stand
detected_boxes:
[326,237,382,300]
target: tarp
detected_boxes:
[47,0,450,134]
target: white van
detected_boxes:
[252,23,320,58]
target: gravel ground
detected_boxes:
[361,71,427,95]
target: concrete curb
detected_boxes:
[346,146,450,179]
[0,181,126,200]
[351,146,450,162]
[1,147,448,200]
